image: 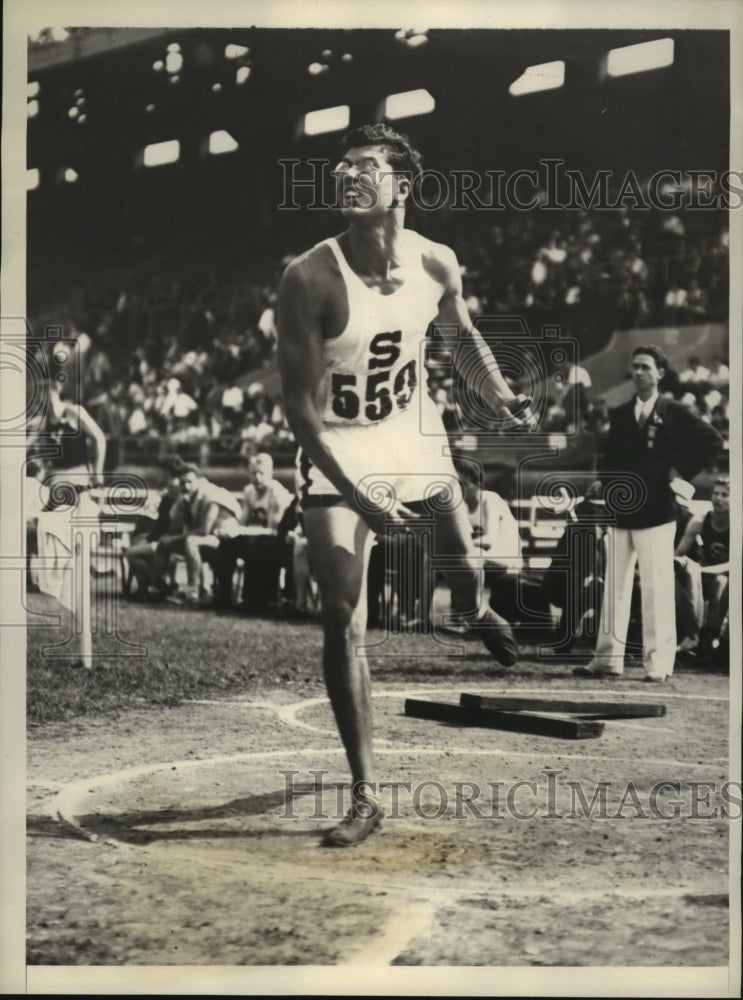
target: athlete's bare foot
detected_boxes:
[321,799,384,848]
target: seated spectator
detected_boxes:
[675,476,730,663]
[123,461,183,596]
[277,497,318,617]
[671,499,703,649]
[149,463,240,605]
[540,485,607,650]
[455,465,539,630]
[212,452,293,612]
[239,452,292,530]
[366,528,434,632]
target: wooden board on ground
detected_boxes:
[460,693,666,719]
[404,698,604,740]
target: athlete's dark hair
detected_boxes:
[339,123,423,181]
[633,344,669,372]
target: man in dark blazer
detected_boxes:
[575,345,723,682]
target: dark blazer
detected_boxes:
[599,395,723,529]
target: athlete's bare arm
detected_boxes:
[277,253,419,534]
[425,242,537,430]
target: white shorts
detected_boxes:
[296,411,459,510]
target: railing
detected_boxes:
[115,434,298,469]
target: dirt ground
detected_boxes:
[25,655,735,984]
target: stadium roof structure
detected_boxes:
[26,25,731,301]
[27,26,729,182]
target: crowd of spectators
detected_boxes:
[440,204,728,355]
[529,349,731,450]
[28,195,729,472]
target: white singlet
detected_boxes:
[297,234,459,509]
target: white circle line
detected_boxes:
[247,689,732,764]
[51,743,729,837]
[140,844,728,906]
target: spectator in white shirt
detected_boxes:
[221,384,244,415]
[679,356,711,384]
[561,361,592,423]
[664,284,688,323]
[708,356,729,388]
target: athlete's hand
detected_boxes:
[358,498,423,538]
[501,394,538,431]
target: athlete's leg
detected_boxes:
[303,503,381,844]
[425,490,518,665]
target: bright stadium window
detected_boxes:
[303,105,350,136]
[142,139,180,167]
[607,38,674,77]
[225,43,249,60]
[384,89,435,120]
[166,50,183,74]
[509,61,565,97]
[208,130,239,155]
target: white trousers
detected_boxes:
[593,521,677,678]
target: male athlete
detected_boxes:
[278,124,537,846]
